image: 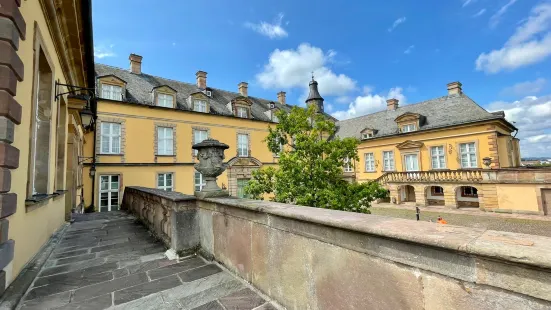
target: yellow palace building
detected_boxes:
[82,54,308,211]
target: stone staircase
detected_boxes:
[16,212,277,310]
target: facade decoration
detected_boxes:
[192,139,229,197]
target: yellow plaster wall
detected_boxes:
[356,124,498,181]
[9,2,70,280]
[497,136,511,168]
[495,184,539,212]
[82,101,277,206]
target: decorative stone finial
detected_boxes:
[192,138,230,198]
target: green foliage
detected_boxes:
[245,105,388,213]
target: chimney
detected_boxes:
[387,98,399,111]
[129,54,143,74]
[277,91,286,105]
[196,71,207,89]
[238,82,248,97]
[447,81,462,95]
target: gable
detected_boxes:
[396,140,424,149]
[395,112,421,123]
[152,85,177,94]
[97,74,126,85]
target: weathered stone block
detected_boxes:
[423,272,551,310]
[311,240,424,310]
[476,258,551,301]
[0,239,14,271]
[212,212,252,281]
[198,208,214,257]
[171,207,199,255]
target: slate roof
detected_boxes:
[95,63,293,122]
[335,93,515,139]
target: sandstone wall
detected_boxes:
[197,198,551,310]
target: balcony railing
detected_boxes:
[377,170,483,184]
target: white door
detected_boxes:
[99,175,120,212]
[404,154,419,171]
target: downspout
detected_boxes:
[82,0,97,211]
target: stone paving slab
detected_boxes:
[16,212,278,310]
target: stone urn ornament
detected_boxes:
[192,138,230,198]
[482,157,492,169]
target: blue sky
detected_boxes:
[92,0,551,157]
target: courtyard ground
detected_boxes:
[371,203,551,237]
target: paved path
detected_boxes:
[371,204,551,237]
[16,212,277,310]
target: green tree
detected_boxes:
[245,105,388,213]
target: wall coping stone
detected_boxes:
[203,197,551,270]
[126,186,195,202]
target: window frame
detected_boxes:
[100,122,122,154]
[382,150,395,171]
[157,173,174,191]
[459,142,478,168]
[101,83,123,101]
[157,93,174,108]
[236,106,249,118]
[157,126,174,156]
[237,133,249,157]
[364,152,375,172]
[461,186,478,198]
[237,178,250,198]
[431,186,444,196]
[343,157,354,173]
[193,129,209,156]
[401,123,416,133]
[193,99,208,112]
[194,171,206,192]
[361,132,373,140]
[430,145,447,170]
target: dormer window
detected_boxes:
[157,93,174,108]
[101,84,122,101]
[401,124,416,133]
[205,90,212,97]
[362,132,373,139]
[236,106,249,118]
[194,99,207,112]
[360,128,376,140]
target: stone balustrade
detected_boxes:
[121,186,198,254]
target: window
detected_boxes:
[431,186,444,196]
[237,179,249,198]
[343,157,353,173]
[29,48,54,195]
[462,186,478,197]
[157,127,174,155]
[364,153,375,172]
[430,146,446,169]
[99,175,119,212]
[238,134,249,157]
[362,132,373,139]
[157,93,173,108]
[401,124,416,133]
[193,129,208,156]
[459,142,477,168]
[101,84,122,100]
[194,172,206,191]
[157,173,173,191]
[100,122,121,154]
[194,99,207,112]
[383,151,395,171]
[236,106,248,118]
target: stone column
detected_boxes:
[171,202,200,255]
[413,185,427,206]
[479,184,498,211]
[443,185,458,209]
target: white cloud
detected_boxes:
[489,0,518,28]
[404,45,415,54]
[331,87,407,120]
[94,44,116,59]
[488,94,551,157]
[388,17,406,32]
[501,78,547,96]
[473,9,486,18]
[476,3,551,73]
[245,13,288,39]
[462,0,476,7]
[256,43,356,97]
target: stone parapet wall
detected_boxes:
[122,187,551,309]
[197,197,551,310]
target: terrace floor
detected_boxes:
[16,212,276,310]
